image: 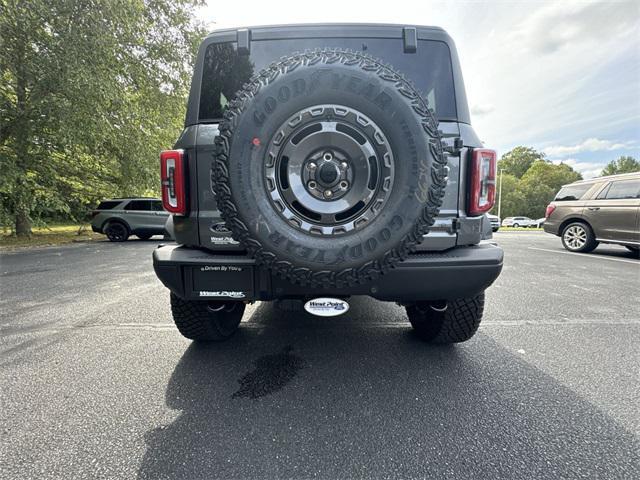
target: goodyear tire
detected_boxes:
[214,49,447,287]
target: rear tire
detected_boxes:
[170,293,245,342]
[561,222,597,253]
[104,221,129,242]
[513,223,519,228]
[406,293,485,344]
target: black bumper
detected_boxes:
[153,243,503,303]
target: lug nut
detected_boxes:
[340,181,349,189]
[323,153,333,161]
[341,162,348,169]
[308,162,317,170]
[324,190,333,198]
[308,181,316,189]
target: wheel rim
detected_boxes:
[564,225,587,250]
[107,224,126,241]
[264,105,394,236]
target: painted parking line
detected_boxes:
[528,247,640,265]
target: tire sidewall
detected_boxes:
[561,222,592,252]
[105,221,128,242]
[222,60,441,274]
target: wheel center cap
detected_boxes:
[318,162,339,185]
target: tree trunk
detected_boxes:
[13,39,32,238]
[15,208,31,237]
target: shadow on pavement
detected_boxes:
[138,299,639,479]
[589,246,640,260]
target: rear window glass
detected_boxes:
[96,201,121,210]
[125,200,152,211]
[602,179,640,199]
[554,184,591,201]
[199,38,456,121]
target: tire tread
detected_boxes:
[170,293,243,342]
[407,293,485,344]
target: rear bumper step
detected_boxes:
[153,243,504,302]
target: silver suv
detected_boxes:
[91,198,169,242]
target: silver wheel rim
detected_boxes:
[564,225,587,250]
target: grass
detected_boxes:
[0,224,104,250]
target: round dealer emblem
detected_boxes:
[304,298,349,317]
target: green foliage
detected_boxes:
[494,173,521,219]
[521,160,582,193]
[0,0,205,234]
[498,146,546,178]
[494,148,583,219]
[601,156,639,176]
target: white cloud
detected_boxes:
[543,138,635,157]
[510,1,638,54]
[470,103,495,116]
[551,158,606,179]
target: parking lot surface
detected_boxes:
[1,232,639,479]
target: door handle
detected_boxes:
[587,207,600,211]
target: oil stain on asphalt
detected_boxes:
[232,346,305,399]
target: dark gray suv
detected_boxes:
[152,24,504,344]
[91,198,169,242]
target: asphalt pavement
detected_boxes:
[1,232,639,479]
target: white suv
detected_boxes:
[501,216,535,228]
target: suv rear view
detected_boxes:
[152,24,504,344]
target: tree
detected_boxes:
[521,160,582,194]
[498,146,546,179]
[494,158,582,219]
[0,0,205,235]
[493,173,522,219]
[601,156,639,176]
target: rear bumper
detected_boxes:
[153,242,504,303]
[543,221,560,235]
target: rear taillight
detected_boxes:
[160,149,187,215]
[469,149,497,216]
[545,204,556,218]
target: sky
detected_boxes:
[197,0,640,178]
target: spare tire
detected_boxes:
[214,49,448,287]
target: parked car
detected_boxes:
[91,198,169,242]
[152,23,504,344]
[544,172,640,253]
[533,217,546,228]
[502,216,535,228]
[487,214,500,232]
